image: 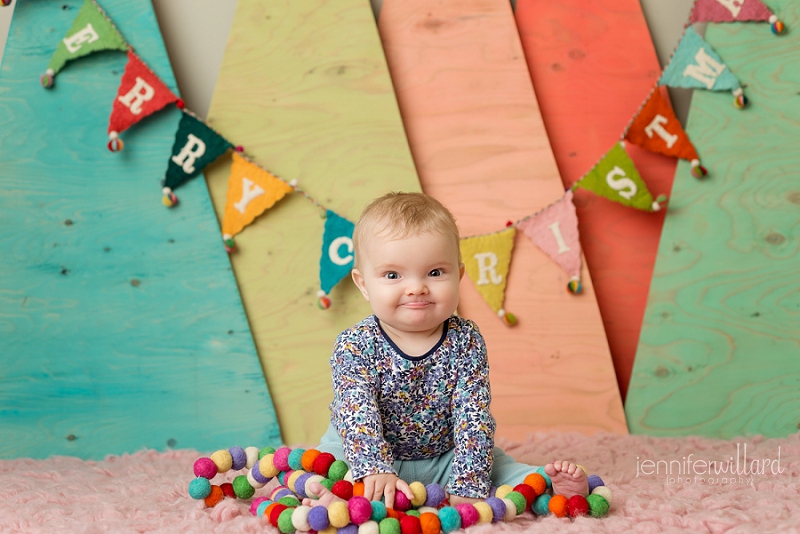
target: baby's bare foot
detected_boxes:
[301,482,345,507]
[544,460,589,498]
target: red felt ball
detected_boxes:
[567,495,590,517]
[220,482,236,498]
[331,480,354,500]
[269,504,289,527]
[312,452,336,476]
[399,514,422,534]
[513,483,537,508]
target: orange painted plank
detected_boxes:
[515,0,678,401]
[378,0,627,438]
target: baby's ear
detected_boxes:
[351,268,370,301]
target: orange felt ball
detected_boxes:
[204,485,224,507]
[301,449,322,472]
[419,512,441,534]
[353,481,365,497]
[523,473,547,496]
[386,508,401,520]
[548,495,569,518]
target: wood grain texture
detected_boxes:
[515,0,678,402]
[378,0,627,438]
[204,0,420,445]
[626,0,800,438]
[0,0,280,459]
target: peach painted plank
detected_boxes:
[379,0,627,438]
[515,0,678,401]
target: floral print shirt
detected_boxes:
[329,315,496,498]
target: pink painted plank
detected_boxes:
[379,0,627,438]
[515,0,678,401]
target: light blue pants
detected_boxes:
[317,422,537,491]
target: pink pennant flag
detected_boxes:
[690,0,774,23]
[517,190,582,283]
[107,50,179,151]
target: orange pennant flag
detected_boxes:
[221,153,294,239]
[625,87,699,162]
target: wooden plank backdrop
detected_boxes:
[204,0,420,446]
[626,0,800,438]
[378,0,627,438]
[515,0,678,401]
[0,0,281,459]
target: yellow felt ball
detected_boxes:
[328,501,351,528]
[287,470,307,493]
[495,485,513,499]
[210,450,233,473]
[408,481,427,507]
[473,502,494,524]
[319,527,338,534]
[259,454,279,478]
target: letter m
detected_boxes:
[683,48,726,90]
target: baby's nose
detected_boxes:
[405,280,429,294]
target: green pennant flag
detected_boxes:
[163,112,234,191]
[44,0,128,83]
[576,142,664,212]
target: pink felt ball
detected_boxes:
[273,447,292,472]
[394,491,412,512]
[455,504,480,528]
[348,496,373,525]
[193,457,218,479]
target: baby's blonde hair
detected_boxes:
[353,192,461,268]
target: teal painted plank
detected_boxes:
[0,0,282,459]
[626,0,800,438]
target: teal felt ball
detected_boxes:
[532,493,551,515]
[188,477,211,499]
[438,507,462,533]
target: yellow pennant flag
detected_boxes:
[460,227,517,325]
[221,153,294,240]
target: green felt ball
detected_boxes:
[405,510,420,518]
[328,460,349,482]
[278,507,296,533]
[320,478,335,491]
[279,496,301,507]
[587,494,610,518]
[505,491,526,515]
[233,475,255,499]
[378,517,400,534]
[259,446,276,460]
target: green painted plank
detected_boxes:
[205,0,420,445]
[626,0,800,438]
[0,0,281,459]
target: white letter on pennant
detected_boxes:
[329,237,354,266]
[644,115,678,149]
[715,0,744,17]
[117,77,155,115]
[683,48,726,89]
[234,177,265,214]
[547,222,571,254]
[171,134,207,174]
[474,252,503,286]
[63,23,99,53]
[605,166,637,200]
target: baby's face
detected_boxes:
[352,229,463,334]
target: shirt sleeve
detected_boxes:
[447,320,496,498]
[330,330,396,480]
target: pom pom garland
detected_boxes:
[317,290,332,309]
[771,19,785,35]
[223,234,236,253]
[40,69,55,89]
[162,187,179,207]
[107,131,124,152]
[690,159,708,179]
[732,88,748,109]
[188,446,613,529]
[497,309,517,326]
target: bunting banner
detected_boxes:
[460,227,517,325]
[107,50,179,151]
[517,191,582,292]
[575,143,666,212]
[163,111,234,195]
[318,211,356,309]
[40,0,128,88]
[690,0,785,34]
[220,153,294,249]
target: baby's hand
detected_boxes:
[362,473,413,509]
[544,460,589,498]
[447,494,482,506]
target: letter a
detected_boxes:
[234,177,265,214]
[63,23,100,54]
[474,252,503,286]
[117,77,155,115]
[171,134,207,174]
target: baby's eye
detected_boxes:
[384,272,399,280]
[429,269,442,277]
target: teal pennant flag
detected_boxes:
[659,26,740,91]
[319,211,355,295]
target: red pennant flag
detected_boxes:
[107,50,178,150]
[625,87,698,162]
[690,0,774,23]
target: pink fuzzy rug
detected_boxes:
[1,432,799,533]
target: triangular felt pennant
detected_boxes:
[690,0,774,23]
[625,87,699,161]
[319,211,356,295]
[576,143,662,212]
[460,227,515,316]
[658,26,740,91]
[516,190,582,280]
[45,0,128,79]
[221,153,294,238]
[164,112,233,190]
[108,50,178,138]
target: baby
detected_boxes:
[312,192,588,508]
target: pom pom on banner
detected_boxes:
[732,88,748,109]
[175,99,185,110]
[107,131,124,152]
[1,0,12,6]
[497,309,517,326]
[317,290,332,310]
[769,15,785,35]
[567,277,582,295]
[223,234,236,253]
[162,187,179,208]
[690,159,709,179]
[40,68,54,89]
[651,194,668,212]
